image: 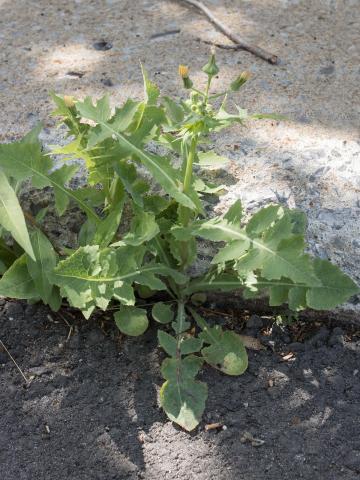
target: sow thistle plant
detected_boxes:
[0,52,358,431]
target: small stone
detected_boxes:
[101,78,113,87]
[93,40,112,51]
[319,65,335,75]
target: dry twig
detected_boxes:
[0,339,28,383]
[179,0,278,64]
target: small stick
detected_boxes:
[179,0,278,64]
[0,339,28,383]
[57,311,73,343]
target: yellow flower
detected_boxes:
[178,65,192,89]
[178,65,189,79]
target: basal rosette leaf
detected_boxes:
[160,355,207,431]
[191,310,248,376]
[152,302,174,324]
[115,305,149,336]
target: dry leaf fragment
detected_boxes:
[282,352,295,361]
[205,422,223,431]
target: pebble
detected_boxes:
[93,40,112,51]
[319,65,335,75]
[101,78,113,87]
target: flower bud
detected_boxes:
[230,71,251,91]
[63,95,76,108]
[202,48,219,77]
[178,64,193,89]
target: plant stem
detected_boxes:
[209,90,228,100]
[204,76,211,103]
[183,135,198,194]
[191,87,205,97]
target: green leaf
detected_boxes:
[201,329,248,375]
[162,96,184,124]
[246,205,282,236]
[78,219,97,246]
[0,255,37,299]
[88,99,140,147]
[114,160,149,207]
[75,95,111,123]
[191,311,248,376]
[196,151,229,169]
[172,301,190,335]
[152,302,174,324]
[158,330,177,356]
[180,336,203,355]
[174,211,320,286]
[0,131,99,222]
[160,355,207,431]
[212,239,250,264]
[306,259,359,310]
[186,273,245,295]
[223,199,243,224]
[26,229,58,304]
[114,305,149,336]
[168,235,197,268]
[73,102,197,209]
[121,211,159,246]
[0,170,35,260]
[53,245,186,318]
[0,239,18,274]
[141,64,160,105]
[49,164,80,215]
[93,199,125,248]
[250,113,286,121]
